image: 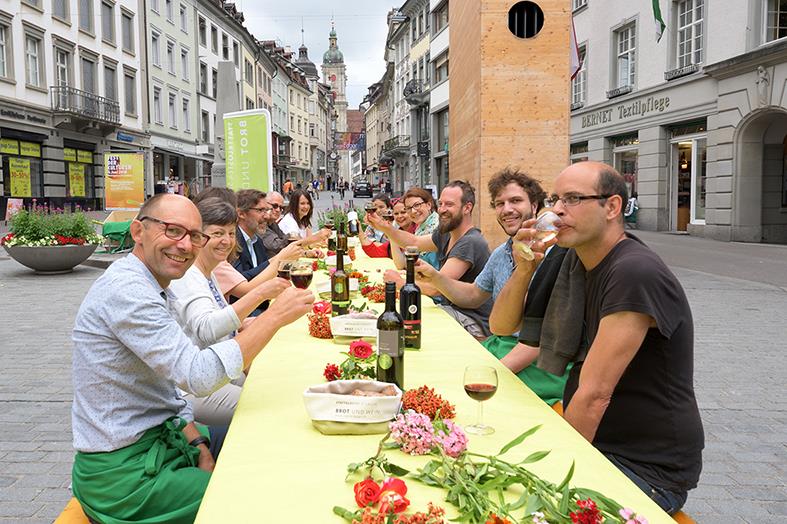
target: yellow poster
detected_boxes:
[78,150,93,163]
[0,139,18,155]
[19,142,41,157]
[104,152,144,210]
[63,148,77,162]
[9,157,31,197]
[69,163,86,198]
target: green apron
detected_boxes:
[72,418,210,524]
[482,335,570,406]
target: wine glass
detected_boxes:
[463,365,498,435]
[381,209,395,223]
[513,210,561,261]
[277,261,291,281]
[289,261,314,289]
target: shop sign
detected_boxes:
[581,95,671,129]
[0,138,18,155]
[224,109,273,192]
[20,142,41,158]
[64,148,77,162]
[77,150,93,164]
[104,152,145,210]
[69,163,86,198]
[0,107,48,125]
[9,157,31,197]
[116,132,135,143]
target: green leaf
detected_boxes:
[520,450,551,464]
[332,506,358,521]
[555,461,575,492]
[384,462,410,477]
[507,491,529,511]
[498,425,542,456]
[558,481,571,514]
[524,493,542,514]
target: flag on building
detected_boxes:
[653,0,666,42]
[570,15,581,79]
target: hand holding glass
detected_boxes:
[513,210,561,261]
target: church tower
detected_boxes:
[321,21,349,181]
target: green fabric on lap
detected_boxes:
[72,418,209,524]
[482,335,570,406]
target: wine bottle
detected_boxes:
[331,248,350,317]
[347,210,360,237]
[337,221,348,253]
[400,246,421,349]
[376,282,404,389]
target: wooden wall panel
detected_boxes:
[450,0,571,247]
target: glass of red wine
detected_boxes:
[289,261,313,289]
[463,365,498,435]
[277,261,291,281]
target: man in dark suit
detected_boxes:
[234,189,271,280]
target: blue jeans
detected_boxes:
[604,453,688,515]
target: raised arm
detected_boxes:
[367,213,436,253]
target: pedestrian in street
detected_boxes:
[70,194,313,524]
[338,180,346,199]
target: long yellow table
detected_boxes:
[196,253,674,523]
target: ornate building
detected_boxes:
[322,23,350,184]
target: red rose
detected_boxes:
[349,340,373,359]
[353,478,381,508]
[323,363,342,382]
[378,478,409,514]
[313,301,332,315]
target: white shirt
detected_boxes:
[278,212,307,238]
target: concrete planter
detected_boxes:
[3,244,98,274]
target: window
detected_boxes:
[182,98,190,131]
[181,48,189,80]
[81,56,95,93]
[573,0,587,10]
[25,35,42,87]
[165,0,173,22]
[615,23,636,88]
[55,48,70,87]
[677,0,703,67]
[233,42,239,66]
[212,67,217,97]
[79,0,93,33]
[244,59,253,84]
[222,34,229,60]
[180,4,187,32]
[121,11,134,52]
[168,92,177,128]
[571,45,587,106]
[201,110,210,141]
[150,0,158,12]
[199,62,207,93]
[436,108,449,151]
[211,26,218,53]
[151,32,160,66]
[766,0,787,41]
[124,70,136,114]
[166,41,175,74]
[246,97,254,110]
[433,52,449,83]
[0,26,11,79]
[104,64,116,101]
[153,86,162,123]
[101,2,114,43]
[53,0,69,21]
[199,17,206,47]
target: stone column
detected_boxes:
[637,126,670,230]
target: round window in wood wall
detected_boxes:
[508,1,545,38]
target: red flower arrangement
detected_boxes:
[323,363,342,381]
[485,515,512,524]
[308,301,333,339]
[361,283,391,303]
[336,478,446,524]
[401,386,456,420]
[324,340,377,382]
[349,340,373,359]
[570,498,603,524]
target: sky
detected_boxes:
[238,0,396,108]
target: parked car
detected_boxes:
[353,181,373,198]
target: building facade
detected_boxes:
[402,0,431,189]
[380,10,410,193]
[571,0,787,243]
[429,0,449,190]
[0,0,148,215]
[322,23,350,185]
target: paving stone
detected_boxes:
[0,488,42,503]
[0,502,42,518]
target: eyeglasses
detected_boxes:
[546,194,613,207]
[139,216,210,247]
[404,201,427,213]
[269,203,282,210]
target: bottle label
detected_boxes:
[404,320,421,346]
[377,330,402,359]
[334,282,345,294]
[407,304,418,315]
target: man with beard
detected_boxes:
[234,189,271,280]
[414,169,570,404]
[368,180,492,338]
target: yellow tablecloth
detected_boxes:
[196,254,674,523]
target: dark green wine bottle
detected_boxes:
[376,282,404,389]
[331,248,350,316]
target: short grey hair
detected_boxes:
[196,197,237,228]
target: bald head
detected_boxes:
[556,161,628,223]
[267,191,285,221]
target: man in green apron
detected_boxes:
[71,194,314,523]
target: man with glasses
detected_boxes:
[234,189,272,280]
[523,161,704,514]
[71,194,314,524]
[262,191,330,256]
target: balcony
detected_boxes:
[274,154,292,166]
[403,79,429,107]
[382,135,410,157]
[50,86,120,134]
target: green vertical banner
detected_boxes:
[224,109,273,192]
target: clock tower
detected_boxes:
[321,21,349,181]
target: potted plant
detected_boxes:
[1,208,103,274]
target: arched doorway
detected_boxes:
[733,108,787,244]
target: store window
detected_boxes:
[63,147,94,199]
[611,134,639,197]
[570,142,589,163]
[2,138,43,198]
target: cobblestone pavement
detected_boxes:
[0,225,784,523]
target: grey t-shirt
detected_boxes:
[431,227,493,331]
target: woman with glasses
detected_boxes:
[395,187,440,269]
[168,197,291,426]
